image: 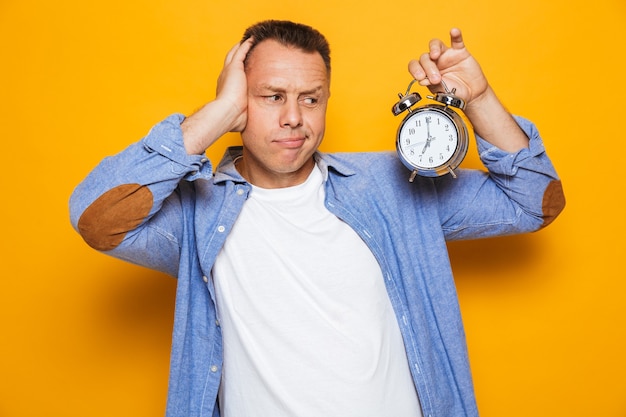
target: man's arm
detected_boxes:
[69,39,253,275]
[408,29,565,237]
[69,115,207,276]
[435,116,565,240]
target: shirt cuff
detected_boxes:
[142,113,214,180]
[476,115,547,176]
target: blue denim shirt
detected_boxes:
[70,114,563,417]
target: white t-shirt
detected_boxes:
[212,165,422,417]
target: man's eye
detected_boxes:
[302,97,318,105]
[266,95,282,102]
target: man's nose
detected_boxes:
[280,99,303,128]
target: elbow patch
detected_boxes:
[77,184,153,251]
[541,180,565,228]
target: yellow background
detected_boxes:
[1,0,624,416]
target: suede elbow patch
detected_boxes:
[541,180,565,228]
[77,184,153,251]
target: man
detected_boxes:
[70,20,565,417]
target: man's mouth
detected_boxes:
[273,136,307,148]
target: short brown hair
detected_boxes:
[242,20,331,74]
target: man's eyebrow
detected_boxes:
[300,86,324,95]
[258,84,324,95]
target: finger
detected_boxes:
[408,60,433,87]
[224,37,254,66]
[428,37,446,60]
[236,37,255,61]
[449,27,465,50]
[419,52,442,85]
[223,42,241,66]
[408,59,427,82]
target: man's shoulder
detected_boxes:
[316,150,422,196]
[317,150,399,175]
[322,150,396,162]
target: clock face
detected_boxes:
[397,107,459,170]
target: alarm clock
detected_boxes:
[392,79,472,182]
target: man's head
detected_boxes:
[237,21,331,189]
[242,20,331,76]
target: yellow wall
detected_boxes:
[1,0,624,416]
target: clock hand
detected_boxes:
[422,117,432,154]
[421,137,431,154]
[405,140,426,149]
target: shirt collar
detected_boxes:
[213,146,356,184]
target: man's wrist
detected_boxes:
[465,87,529,152]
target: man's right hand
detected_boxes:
[181,38,254,155]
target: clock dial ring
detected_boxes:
[395,105,469,178]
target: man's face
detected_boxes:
[240,39,330,188]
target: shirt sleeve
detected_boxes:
[436,116,565,241]
[69,114,213,276]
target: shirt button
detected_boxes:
[215,319,220,326]
[210,365,219,373]
[237,189,244,196]
[217,225,225,233]
[202,276,208,283]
